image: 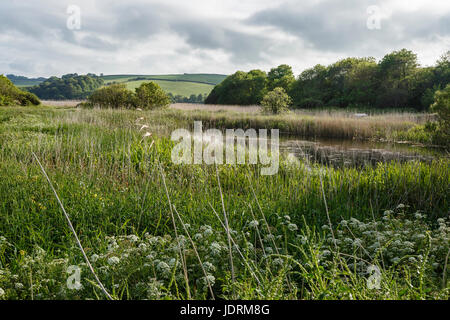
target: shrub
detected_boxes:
[430,84,450,146]
[0,75,40,106]
[134,82,170,109]
[261,87,292,114]
[88,84,134,109]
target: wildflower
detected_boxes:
[210,242,222,256]
[272,258,284,267]
[201,225,213,237]
[287,223,298,232]
[200,275,216,288]
[249,220,259,229]
[168,258,177,267]
[193,233,203,241]
[91,254,99,263]
[15,283,24,290]
[156,261,171,277]
[203,262,216,272]
[128,235,139,242]
[107,256,120,265]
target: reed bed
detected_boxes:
[0,106,448,300]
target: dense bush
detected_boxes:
[88,84,134,109]
[28,74,104,100]
[135,82,170,109]
[88,82,171,109]
[430,84,450,146]
[0,75,40,106]
[261,87,292,114]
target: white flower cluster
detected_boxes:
[319,206,450,276]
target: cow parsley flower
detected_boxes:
[107,256,120,265]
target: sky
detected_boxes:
[0,0,449,78]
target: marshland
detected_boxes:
[0,103,448,300]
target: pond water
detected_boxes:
[280,138,447,167]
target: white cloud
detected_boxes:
[0,0,448,77]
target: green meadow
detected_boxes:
[101,74,227,97]
[0,105,448,300]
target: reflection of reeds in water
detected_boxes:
[282,141,436,168]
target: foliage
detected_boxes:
[28,73,104,100]
[267,64,295,92]
[430,84,450,146]
[0,75,40,106]
[134,82,170,109]
[88,84,135,109]
[206,49,450,112]
[261,87,292,114]
[205,70,268,105]
[168,93,207,104]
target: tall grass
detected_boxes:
[0,106,448,300]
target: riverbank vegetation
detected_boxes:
[0,106,448,300]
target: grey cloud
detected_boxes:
[0,0,448,77]
[247,0,450,56]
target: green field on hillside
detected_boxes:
[102,74,227,97]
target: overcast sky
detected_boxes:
[1,0,449,77]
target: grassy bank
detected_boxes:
[167,106,434,143]
[0,106,448,300]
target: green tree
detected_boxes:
[29,74,104,100]
[134,82,170,109]
[205,70,268,105]
[376,49,419,108]
[267,64,295,92]
[88,84,134,109]
[430,84,450,145]
[261,87,292,114]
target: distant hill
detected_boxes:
[7,73,228,99]
[6,74,47,88]
[101,74,227,97]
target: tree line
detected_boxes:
[168,93,207,104]
[206,49,450,111]
[28,74,104,100]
